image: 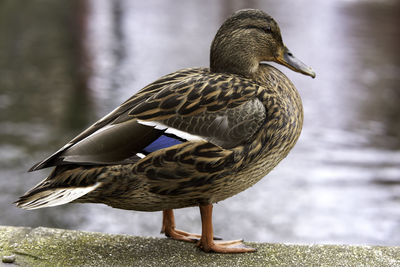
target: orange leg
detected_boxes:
[161,209,200,242]
[197,204,256,253]
[161,206,256,253]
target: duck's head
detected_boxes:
[210,9,316,78]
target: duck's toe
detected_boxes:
[161,209,222,242]
[163,227,199,242]
[197,239,256,253]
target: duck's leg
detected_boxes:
[197,204,256,253]
[161,209,200,242]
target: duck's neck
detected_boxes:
[209,35,259,77]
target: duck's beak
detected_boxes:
[276,47,316,78]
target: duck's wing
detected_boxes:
[129,73,266,148]
[30,70,266,171]
[29,68,206,171]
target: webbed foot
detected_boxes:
[161,206,255,253]
[197,239,256,253]
[197,204,256,253]
[161,209,221,242]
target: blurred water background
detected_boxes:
[1,0,400,245]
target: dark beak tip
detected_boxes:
[303,67,316,79]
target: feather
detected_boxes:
[28,68,205,171]
[16,182,102,210]
[136,153,146,159]
[137,120,205,142]
[143,135,183,153]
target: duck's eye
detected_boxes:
[264,26,272,33]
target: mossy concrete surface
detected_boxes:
[1,226,399,267]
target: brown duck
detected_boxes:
[16,9,315,253]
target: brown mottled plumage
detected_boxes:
[16,9,315,253]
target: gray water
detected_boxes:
[1,0,400,246]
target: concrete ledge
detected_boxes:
[0,226,399,266]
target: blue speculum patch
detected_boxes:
[143,134,183,154]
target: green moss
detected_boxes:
[1,226,400,266]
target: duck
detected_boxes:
[16,9,315,253]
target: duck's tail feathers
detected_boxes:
[15,182,102,210]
